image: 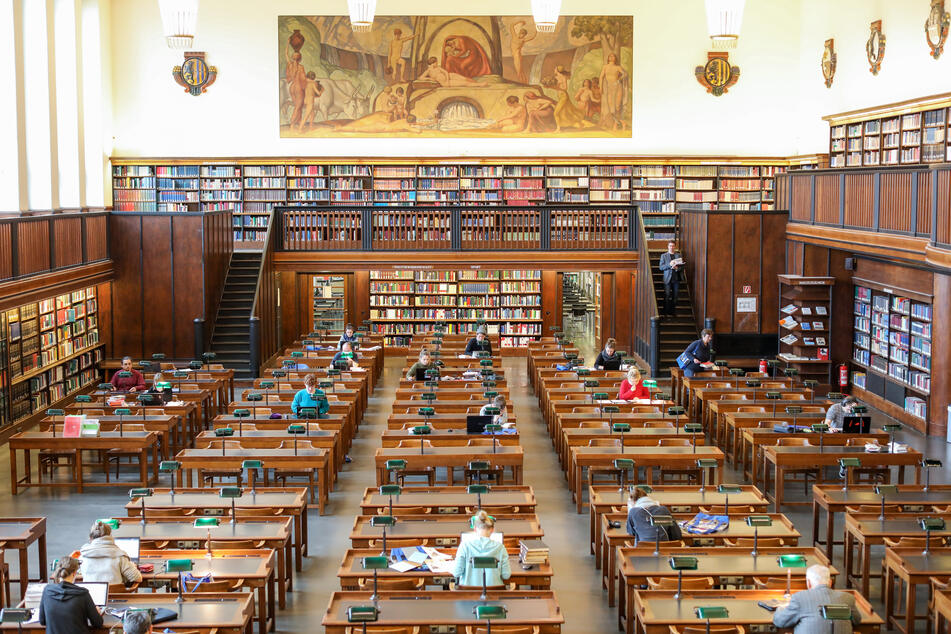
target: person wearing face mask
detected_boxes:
[290,373,329,419]
[625,492,682,542]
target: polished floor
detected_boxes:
[0,354,945,631]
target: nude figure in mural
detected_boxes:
[418,57,487,87]
[387,28,417,82]
[598,53,627,130]
[487,95,527,132]
[510,20,537,83]
[297,72,324,132]
[284,43,307,126]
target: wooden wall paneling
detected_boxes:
[109,215,144,359]
[277,272,300,344]
[201,211,233,332]
[600,272,615,347]
[790,176,812,222]
[760,214,787,335]
[731,214,762,333]
[614,269,634,354]
[172,216,205,358]
[802,243,830,277]
[353,270,370,328]
[843,173,874,228]
[815,173,841,224]
[85,214,108,261]
[0,223,11,280]
[916,171,933,236]
[854,257,933,296]
[679,210,708,333]
[929,271,951,437]
[938,170,951,245]
[879,172,912,233]
[704,214,733,329]
[16,220,51,276]
[97,281,115,359]
[53,217,82,268]
[540,270,561,337]
[142,216,176,359]
[827,249,855,368]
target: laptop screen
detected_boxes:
[77,582,109,607]
[114,537,140,563]
[466,415,493,434]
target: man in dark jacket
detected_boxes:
[464,329,493,357]
[680,328,715,377]
[625,494,683,542]
[658,241,684,317]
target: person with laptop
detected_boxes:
[110,356,146,392]
[479,394,510,427]
[452,511,511,588]
[39,556,104,634]
[78,521,143,586]
[772,564,857,634]
[405,348,442,381]
[464,327,493,358]
[290,373,330,419]
[824,395,858,431]
[594,338,623,371]
[142,372,173,406]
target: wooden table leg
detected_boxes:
[575,465,583,514]
[76,449,85,493]
[826,507,836,561]
[884,563,895,630]
[905,576,916,634]
[267,572,276,633]
[843,529,853,588]
[10,447,18,496]
[18,546,29,598]
[139,448,148,487]
[861,541,871,597]
[39,534,48,582]
[775,465,784,511]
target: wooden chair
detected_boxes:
[880,537,943,603]
[466,439,497,447]
[707,383,731,388]
[207,539,266,549]
[465,626,538,634]
[375,506,432,515]
[348,625,422,633]
[724,537,786,547]
[571,407,599,414]
[179,579,242,593]
[368,538,428,549]
[656,439,700,484]
[107,582,140,594]
[272,440,319,502]
[358,576,424,591]
[658,439,691,446]
[781,393,806,400]
[670,626,745,634]
[630,406,661,414]
[929,577,951,633]
[800,406,826,413]
[643,421,674,428]
[775,438,819,494]
[579,421,609,429]
[199,441,244,486]
[398,440,433,449]
[735,406,767,414]
[464,463,505,486]
[845,438,890,484]
[843,505,882,513]
[720,394,747,400]
[465,505,519,514]
[103,424,148,482]
[647,576,715,590]
[753,576,807,590]
[588,438,622,447]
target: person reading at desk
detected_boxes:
[465,327,493,358]
[618,366,650,400]
[594,338,623,371]
[406,348,442,381]
[678,328,715,377]
[772,564,857,634]
[824,395,857,431]
[480,394,510,427]
[625,493,682,542]
[140,372,172,406]
[330,341,361,370]
[110,356,146,392]
[79,520,142,586]
[39,556,104,634]
[338,323,358,350]
[452,511,511,588]
[291,373,329,419]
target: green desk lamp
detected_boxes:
[745,515,772,556]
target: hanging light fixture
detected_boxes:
[348,0,376,33]
[704,0,745,49]
[158,0,199,49]
[531,0,561,33]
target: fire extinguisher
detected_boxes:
[839,363,849,388]
[759,359,767,374]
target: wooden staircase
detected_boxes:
[648,248,698,372]
[209,252,262,379]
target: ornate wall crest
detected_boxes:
[821,39,836,88]
[695,52,740,97]
[866,20,886,75]
[926,0,950,58]
[173,51,218,96]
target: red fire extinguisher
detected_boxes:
[839,363,848,387]
[759,359,767,374]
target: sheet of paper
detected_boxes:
[427,558,456,574]
[407,550,429,564]
[389,560,420,572]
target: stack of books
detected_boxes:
[519,540,550,565]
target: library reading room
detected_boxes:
[6,0,951,632]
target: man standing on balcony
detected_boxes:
[659,241,684,318]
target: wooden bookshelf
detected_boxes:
[777,275,833,389]
[589,165,632,203]
[330,165,372,206]
[200,165,242,212]
[112,165,156,212]
[459,166,503,205]
[503,165,546,205]
[850,280,932,424]
[1,287,103,428]
[286,165,330,205]
[417,165,459,205]
[368,268,542,350]
[156,165,200,212]
[372,165,417,205]
[241,165,285,244]
[546,165,589,204]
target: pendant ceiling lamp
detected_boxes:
[704,0,745,49]
[348,0,376,32]
[531,0,561,33]
[158,0,199,49]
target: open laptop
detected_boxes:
[415,367,434,381]
[466,415,494,434]
[842,415,871,434]
[77,582,109,607]
[114,536,140,564]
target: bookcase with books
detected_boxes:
[1,287,103,428]
[717,166,762,210]
[199,165,243,212]
[240,165,285,243]
[368,269,542,352]
[546,166,589,203]
[113,165,157,211]
[502,166,545,205]
[850,281,932,425]
[675,166,718,211]
[589,165,632,203]
[777,275,834,389]
[826,93,951,167]
[286,165,330,205]
[372,165,416,205]
[156,165,200,212]
[459,166,503,204]
[330,165,372,205]
[632,166,675,212]
[417,166,460,205]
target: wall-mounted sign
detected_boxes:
[736,296,757,313]
[695,52,740,97]
[866,20,886,75]
[821,38,836,88]
[926,0,950,59]
[742,285,752,294]
[173,51,218,96]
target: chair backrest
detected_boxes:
[781,392,806,400]
[647,576,715,590]
[700,505,755,515]
[631,406,661,414]
[571,407,599,414]
[358,576,423,591]
[566,393,589,401]
[776,438,811,446]
[643,421,675,429]
[671,626,745,634]
[844,505,883,513]
[182,579,238,592]
[707,382,732,388]
[883,536,929,548]
[377,506,432,516]
[398,439,433,448]
[720,394,747,400]
[800,406,826,412]
[207,440,242,449]
[465,626,538,634]
[208,540,260,549]
[725,537,785,547]
[579,422,609,429]
[466,505,519,514]
[145,507,196,517]
[658,438,691,447]
[368,538,428,548]
[753,577,807,590]
[467,439,496,446]
[736,406,766,413]
[466,407,482,413]
[588,438,621,448]
[761,382,786,388]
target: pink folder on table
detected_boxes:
[62,415,84,438]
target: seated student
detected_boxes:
[110,356,146,392]
[291,373,329,419]
[141,372,172,406]
[824,395,857,431]
[122,611,153,634]
[679,328,715,377]
[338,323,358,350]
[79,520,142,586]
[451,511,511,588]
[618,366,650,400]
[330,341,361,370]
[464,327,493,358]
[479,394,510,427]
[39,556,104,634]
[773,564,857,634]
[406,348,442,381]
[594,338,623,371]
[625,492,683,542]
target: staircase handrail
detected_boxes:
[636,213,661,320]
[250,211,276,321]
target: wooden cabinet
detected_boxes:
[777,275,834,388]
